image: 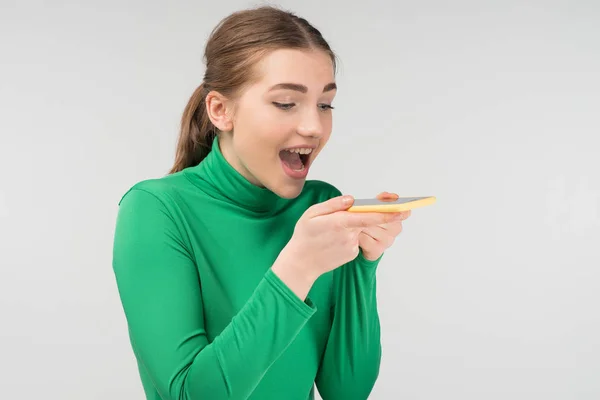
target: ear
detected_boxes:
[205,91,234,132]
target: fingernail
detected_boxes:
[342,195,354,205]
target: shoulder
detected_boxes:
[117,171,189,210]
[113,174,194,259]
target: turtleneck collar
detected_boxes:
[184,135,288,215]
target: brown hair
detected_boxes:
[169,5,338,174]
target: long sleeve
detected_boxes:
[314,250,383,400]
[112,188,316,400]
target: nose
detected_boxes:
[297,108,324,138]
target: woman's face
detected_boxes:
[217,48,337,199]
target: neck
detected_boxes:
[183,135,288,216]
[217,133,264,188]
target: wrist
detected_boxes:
[272,248,319,301]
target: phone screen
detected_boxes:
[352,196,431,206]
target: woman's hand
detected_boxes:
[273,195,402,299]
[358,192,411,261]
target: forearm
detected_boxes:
[315,251,383,400]
[176,270,317,399]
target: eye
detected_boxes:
[319,103,335,111]
[272,102,295,111]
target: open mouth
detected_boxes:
[279,147,313,171]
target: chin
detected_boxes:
[272,179,306,199]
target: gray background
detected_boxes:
[1,0,599,399]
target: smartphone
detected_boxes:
[347,196,436,213]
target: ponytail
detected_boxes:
[169,83,216,174]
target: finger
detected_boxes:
[359,231,378,248]
[361,225,389,242]
[365,225,401,243]
[379,210,411,227]
[374,220,404,237]
[340,211,402,228]
[306,195,354,218]
[378,220,401,231]
[358,231,388,258]
[376,192,399,202]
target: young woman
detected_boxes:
[112,6,411,400]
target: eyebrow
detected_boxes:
[268,82,337,93]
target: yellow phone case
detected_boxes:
[347,196,436,212]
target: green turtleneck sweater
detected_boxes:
[112,137,383,400]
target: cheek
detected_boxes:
[233,116,284,167]
[236,103,289,142]
[321,117,333,142]
[249,117,295,150]
[321,112,333,133]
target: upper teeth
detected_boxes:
[285,148,313,155]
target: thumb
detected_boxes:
[305,195,354,218]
